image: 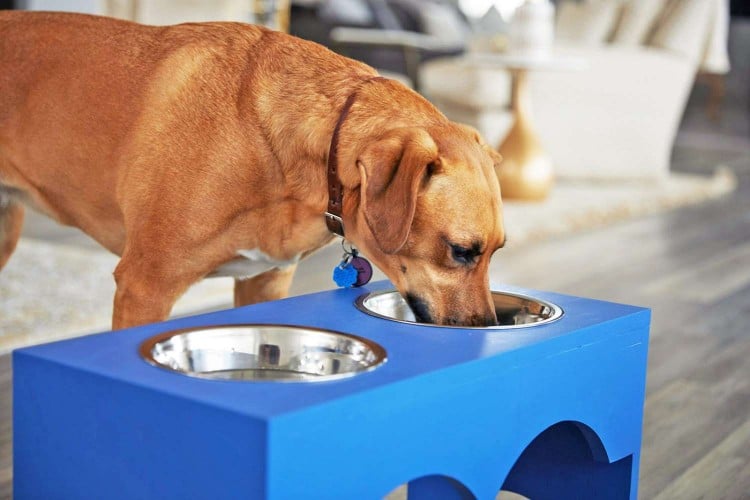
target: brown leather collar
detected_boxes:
[325,76,388,237]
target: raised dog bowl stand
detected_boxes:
[13,281,650,500]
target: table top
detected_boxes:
[15,280,648,420]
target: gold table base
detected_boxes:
[496,69,554,201]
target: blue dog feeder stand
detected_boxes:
[13,281,650,499]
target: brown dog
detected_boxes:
[0,11,505,329]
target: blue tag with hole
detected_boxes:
[333,263,358,287]
[333,241,373,288]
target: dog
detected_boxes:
[0,11,505,329]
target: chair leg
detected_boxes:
[700,72,725,122]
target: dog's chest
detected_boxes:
[210,249,299,280]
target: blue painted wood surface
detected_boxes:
[13,281,650,499]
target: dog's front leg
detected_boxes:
[0,196,24,272]
[112,253,202,330]
[233,264,297,307]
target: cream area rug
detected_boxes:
[0,241,237,353]
[502,167,737,245]
[0,168,736,353]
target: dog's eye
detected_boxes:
[426,162,437,177]
[450,244,479,265]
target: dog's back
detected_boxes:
[0,11,158,133]
[0,12,163,245]
[0,12,272,254]
[0,12,368,239]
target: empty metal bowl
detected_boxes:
[140,324,387,382]
[355,290,563,329]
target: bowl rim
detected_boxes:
[138,323,388,383]
[354,289,564,330]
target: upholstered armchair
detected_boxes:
[290,0,469,90]
[421,0,731,181]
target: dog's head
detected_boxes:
[346,123,505,326]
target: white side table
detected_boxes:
[464,53,586,200]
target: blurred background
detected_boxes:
[3,0,744,190]
[1,1,749,499]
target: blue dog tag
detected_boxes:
[333,241,373,288]
[333,240,372,288]
[333,263,358,287]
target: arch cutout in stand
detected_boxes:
[501,421,634,500]
[383,474,476,499]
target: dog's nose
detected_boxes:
[471,312,499,327]
[482,313,499,327]
[405,293,433,324]
[441,312,498,327]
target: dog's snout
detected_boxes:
[405,293,498,327]
[437,312,497,327]
[476,312,499,327]
[405,293,433,323]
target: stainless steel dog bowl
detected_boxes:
[140,325,387,382]
[355,290,563,329]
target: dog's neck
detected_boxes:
[259,73,445,249]
[325,76,389,237]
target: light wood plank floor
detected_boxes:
[2,19,749,500]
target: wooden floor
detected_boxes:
[490,181,750,499]
[2,22,749,500]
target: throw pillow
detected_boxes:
[611,0,669,45]
[420,2,469,46]
[318,0,374,26]
[648,0,715,64]
[387,0,469,45]
[556,0,623,45]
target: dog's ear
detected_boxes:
[357,127,438,254]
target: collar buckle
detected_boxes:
[324,212,345,237]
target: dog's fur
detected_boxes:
[0,11,505,329]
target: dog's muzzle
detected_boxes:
[405,293,433,324]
